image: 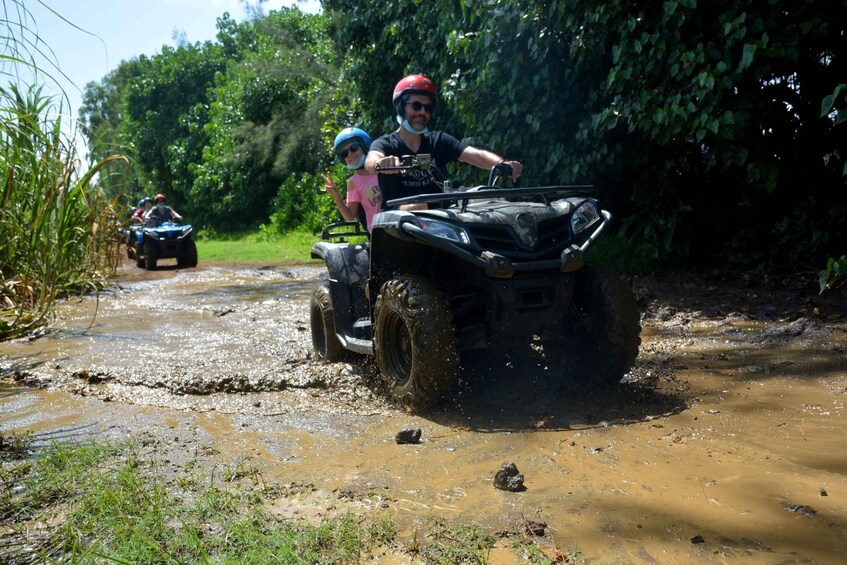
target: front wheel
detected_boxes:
[135,243,145,268]
[143,241,157,270]
[374,277,458,411]
[310,282,344,362]
[556,264,641,391]
[178,239,198,268]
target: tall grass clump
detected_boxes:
[0,1,126,340]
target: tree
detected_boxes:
[324,0,847,272]
[79,60,143,201]
[120,42,227,215]
[191,8,335,228]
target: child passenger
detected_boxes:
[322,127,382,232]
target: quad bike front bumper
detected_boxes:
[393,210,611,279]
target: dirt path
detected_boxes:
[2,262,846,563]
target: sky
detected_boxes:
[23,0,321,141]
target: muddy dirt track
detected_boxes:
[2,260,847,563]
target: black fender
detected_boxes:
[311,241,371,345]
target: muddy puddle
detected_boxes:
[2,262,847,563]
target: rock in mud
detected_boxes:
[395,428,422,444]
[493,461,525,492]
[524,519,546,536]
[784,504,816,517]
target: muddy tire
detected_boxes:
[178,239,198,268]
[374,277,458,411]
[143,242,157,270]
[559,264,640,391]
[310,282,344,362]
[135,245,145,269]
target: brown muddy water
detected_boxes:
[2,262,847,563]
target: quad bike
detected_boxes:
[126,220,198,270]
[310,156,641,410]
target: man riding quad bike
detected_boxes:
[310,156,641,411]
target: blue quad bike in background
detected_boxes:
[125,220,198,270]
[310,156,642,411]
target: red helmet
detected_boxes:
[393,75,436,119]
[154,193,166,202]
[392,74,437,104]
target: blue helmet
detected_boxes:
[333,127,371,161]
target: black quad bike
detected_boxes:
[125,220,198,270]
[310,156,641,410]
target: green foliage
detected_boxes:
[262,166,340,236]
[191,8,335,228]
[324,0,846,273]
[0,438,398,563]
[73,1,845,279]
[121,41,227,216]
[78,61,143,200]
[819,255,846,295]
[0,84,121,340]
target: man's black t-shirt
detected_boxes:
[371,131,467,209]
[145,205,178,225]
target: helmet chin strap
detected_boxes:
[346,154,366,170]
[397,114,429,135]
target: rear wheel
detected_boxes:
[310,282,344,362]
[143,242,157,270]
[556,264,640,391]
[374,277,458,411]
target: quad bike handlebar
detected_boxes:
[374,153,433,172]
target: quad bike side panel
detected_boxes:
[311,241,372,354]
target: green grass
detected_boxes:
[197,230,321,266]
[0,432,569,564]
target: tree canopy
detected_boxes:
[79,0,845,275]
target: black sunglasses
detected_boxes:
[406,100,434,114]
[339,143,362,158]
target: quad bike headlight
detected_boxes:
[571,201,600,236]
[417,218,471,245]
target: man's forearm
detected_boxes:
[364,152,383,175]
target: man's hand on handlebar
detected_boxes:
[375,155,403,174]
[498,160,522,182]
[375,154,432,173]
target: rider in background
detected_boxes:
[322,127,383,232]
[131,197,153,224]
[364,74,522,210]
[143,193,183,225]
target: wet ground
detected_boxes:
[2,260,847,563]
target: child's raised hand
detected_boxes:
[321,172,340,197]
